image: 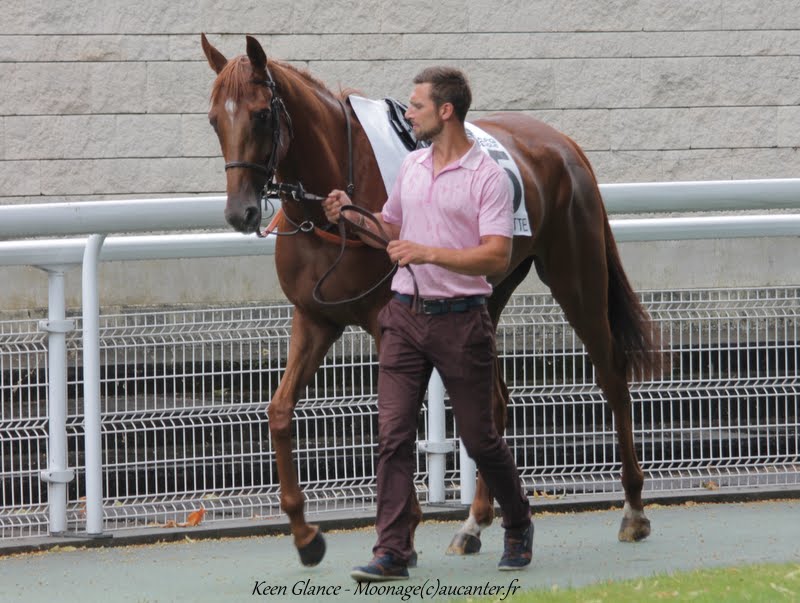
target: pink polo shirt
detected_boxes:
[382,141,513,298]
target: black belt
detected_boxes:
[393,293,486,315]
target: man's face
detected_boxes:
[406,83,444,142]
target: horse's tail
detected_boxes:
[564,134,662,380]
[603,216,663,380]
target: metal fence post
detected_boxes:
[38,265,76,534]
[419,370,454,503]
[82,235,107,537]
[459,439,476,505]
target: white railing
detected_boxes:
[1,178,800,538]
[1,231,274,536]
[601,178,800,213]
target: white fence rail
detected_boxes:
[1,179,799,541]
[1,233,275,537]
[5,179,800,240]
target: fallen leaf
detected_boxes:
[182,507,206,527]
[533,490,560,499]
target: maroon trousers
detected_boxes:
[373,298,531,562]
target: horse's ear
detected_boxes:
[201,33,227,74]
[246,35,268,73]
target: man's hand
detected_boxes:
[386,240,431,266]
[322,192,401,250]
[323,189,351,224]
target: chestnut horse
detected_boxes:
[201,34,658,567]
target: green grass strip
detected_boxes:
[455,562,800,603]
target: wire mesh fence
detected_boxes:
[0,287,797,540]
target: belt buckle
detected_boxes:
[421,299,443,315]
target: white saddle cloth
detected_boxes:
[349,95,532,236]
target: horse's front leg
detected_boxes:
[268,307,342,566]
[447,359,506,555]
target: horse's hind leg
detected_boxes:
[544,240,651,542]
[268,307,343,566]
[570,311,650,541]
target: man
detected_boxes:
[323,67,532,582]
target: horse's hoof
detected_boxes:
[298,530,326,566]
[408,550,418,568]
[618,515,651,542]
[446,532,482,555]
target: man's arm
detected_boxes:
[323,189,401,249]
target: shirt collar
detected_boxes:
[459,141,484,171]
[415,145,434,165]
[415,141,484,171]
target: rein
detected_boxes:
[312,205,420,310]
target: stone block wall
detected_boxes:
[2,1,799,311]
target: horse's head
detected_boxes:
[201,34,291,233]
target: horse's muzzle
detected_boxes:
[225,203,262,234]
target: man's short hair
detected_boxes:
[412,66,472,123]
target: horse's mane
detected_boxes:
[211,56,353,103]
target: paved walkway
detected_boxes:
[0,500,798,602]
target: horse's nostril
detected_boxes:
[244,206,260,228]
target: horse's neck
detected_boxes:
[276,74,349,196]
[275,67,384,210]
[280,134,344,198]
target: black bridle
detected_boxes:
[223,62,355,237]
[221,63,417,308]
[223,61,292,183]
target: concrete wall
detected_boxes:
[2,1,800,313]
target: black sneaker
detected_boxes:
[498,523,533,571]
[350,554,409,582]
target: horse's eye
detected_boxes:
[254,109,271,122]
